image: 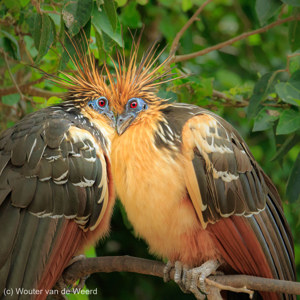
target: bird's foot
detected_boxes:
[163,260,221,300]
[67,254,86,268]
[54,254,88,293]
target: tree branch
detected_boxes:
[0,81,63,99]
[2,50,25,101]
[0,79,43,96]
[59,256,300,297]
[171,15,300,64]
[26,87,63,98]
[169,0,214,56]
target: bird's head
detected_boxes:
[45,42,115,128]
[107,44,173,135]
[60,55,116,127]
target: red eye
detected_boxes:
[130,100,138,109]
[98,98,107,107]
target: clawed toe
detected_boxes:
[163,261,173,283]
[163,260,221,300]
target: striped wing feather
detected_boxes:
[182,113,267,226]
[0,108,110,299]
[181,110,296,300]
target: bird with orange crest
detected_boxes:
[0,46,116,299]
[107,43,296,300]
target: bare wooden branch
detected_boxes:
[0,79,44,96]
[205,278,254,298]
[169,0,214,56]
[60,256,300,297]
[171,15,300,64]
[2,50,25,101]
[0,81,63,99]
[212,90,249,107]
[25,87,63,98]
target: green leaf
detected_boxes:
[182,0,193,12]
[115,0,127,6]
[137,0,148,4]
[286,152,300,203]
[92,3,123,47]
[255,0,282,25]
[189,76,213,99]
[253,108,280,132]
[2,93,20,105]
[95,30,106,62]
[47,96,61,106]
[3,0,19,9]
[275,70,300,106]
[6,121,15,128]
[60,19,91,70]
[20,0,30,7]
[85,246,96,258]
[62,0,93,36]
[157,90,178,102]
[276,109,300,135]
[33,14,55,63]
[282,0,300,7]
[0,30,21,60]
[98,30,115,52]
[119,1,142,29]
[289,9,300,52]
[215,69,242,89]
[103,0,117,32]
[23,35,38,57]
[247,72,274,118]
[271,133,300,161]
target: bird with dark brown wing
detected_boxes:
[0,51,115,299]
[108,46,296,299]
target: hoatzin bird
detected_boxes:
[109,46,296,299]
[0,51,115,299]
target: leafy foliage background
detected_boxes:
[0,0,300,299]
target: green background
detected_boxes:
[0,0,300,299]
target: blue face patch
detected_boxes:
[88,97,109,113]
[126,98,148,117]
[87,97,115,123]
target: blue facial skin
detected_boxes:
[125,98,148,117]
[88,97,115,123]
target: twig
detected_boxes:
[31,0,41,14]
[206,278,254,298]
[169,0,214,56]
[59,256,300,296]
[233,0,251,31]
[0,77,45,96]
[41,10,60,15]
[212,90,249,106]
[0,102,19,113]
[171,15,300,63]
[1,50,25,101]
[286,53,300,75]
[0,79,63,99]
[26,87,63,98]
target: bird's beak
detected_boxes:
[116,112,135,135]
[104,109,116,126]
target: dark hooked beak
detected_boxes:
[104,110,116,126]
[116,112,135,135]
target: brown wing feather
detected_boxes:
[182,113,267,226]
[0,106,113,299]
[180,107,296,299]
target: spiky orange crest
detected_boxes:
[106,40,174,114]
[45,36,112,105]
